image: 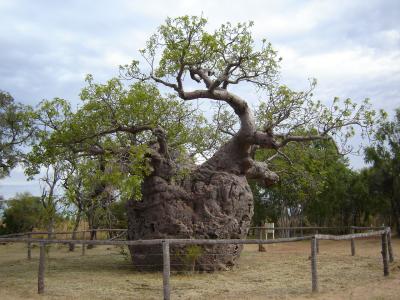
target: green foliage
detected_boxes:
[121,16,376,156]
[0,90,35,177]
[252,138,367,227]
[252,108,397,228]
[121,15,280,89]
[181,245,203,272]
[30,78,213,202]
[98,200,129,229]
[364,108,400,233]
[251,181,269,226]
[256,82,376,154]
[0,193,45,234]
[117,245,130,261]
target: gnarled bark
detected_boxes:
[127,149,255,270]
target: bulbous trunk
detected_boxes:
[127,138,255,271]
[127,172,253,271]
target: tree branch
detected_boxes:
[246,159,279,187]
[275,135,331,148]
[69,125,154,145]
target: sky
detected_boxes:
[0,0,399,199]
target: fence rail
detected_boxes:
[0,228,127,238]
[0,226,395,300]
[250,226,386,230]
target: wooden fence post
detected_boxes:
[81,231,86,256]
[162,240,171,300]
[381,233,389,276]
[387,228,394,263]
[258,227,265,252]
[27,233,32,260]
[38,242,46,294]
[311,237,318,292]
[69,231,75,252]
[315,230,319,254]
[350,227,355,256]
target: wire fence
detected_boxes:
[0,226,395,300]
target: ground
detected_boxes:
[0,237,399,299]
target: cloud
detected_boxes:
[0,0,399,197]
[0,166,41,199]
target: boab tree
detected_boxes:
[39,16,376,271]
[118,16,376,271]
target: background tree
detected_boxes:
[253,137,391,233]
[0,193,45,234]
[25,77,210,243]
[0,90,34,178]
[38,164,63,239]
[24,99,73,239]
[365,108,400,234]
[252,139,346,230]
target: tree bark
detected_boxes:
[47,218,54,240]
[69,209,82,251]
[391,196,400,236]
[87,214,98,249]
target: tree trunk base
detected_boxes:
[127,171,254,271]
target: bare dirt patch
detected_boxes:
[0,238,399,299]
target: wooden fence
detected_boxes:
[0,227,395,300]
[250,225,393,256]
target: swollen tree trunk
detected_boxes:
[127,142,254,271]
[127,92,279,271]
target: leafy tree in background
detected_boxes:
[24,77,210,244]
[0,196,5,219]
[0,193,45,234]
[0,90,35,178]
[23,99,73,238]
[252,138,346,228]
[253,137,392,231]
[365,108,400,235]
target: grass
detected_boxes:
[0,238,399,299]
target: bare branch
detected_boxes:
[150,75,181,93]
[275,135,331,148]
[68,125,154,145]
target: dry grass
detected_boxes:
[0,238,399,299]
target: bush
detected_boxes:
[0,193,45,234]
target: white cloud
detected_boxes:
[280,46,400,80]
[380,29,400,45]
[0,0,399,197]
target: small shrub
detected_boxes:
[118,245,130,261]
[182,245,203,273]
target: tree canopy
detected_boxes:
[0,193,46,234]
[365,109,400,234]
[0,90,34,178]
